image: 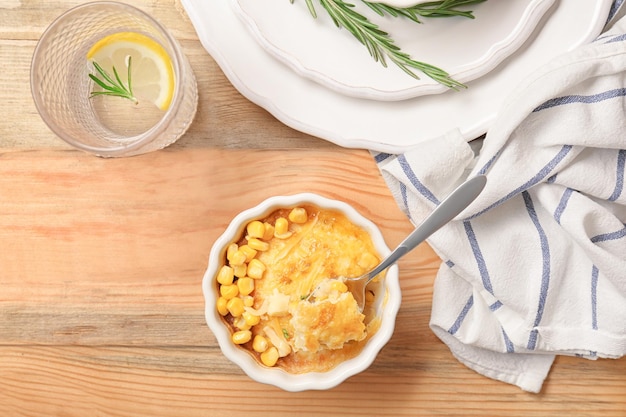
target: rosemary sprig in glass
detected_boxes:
[88,57,137,104]
[290,0,487,90]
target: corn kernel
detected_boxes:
[233,316,251,331]
[239,245,257,262]
[274,217,292,238]
[262,222,275,240]
[242,296,254,307]
[227,297,245,317]
[220,283,239,300]
[243,311,261,327]
[226,243,238,262]
[229,249,247,266]
[233,263,247,278]
[247,259,266,279]
[237,277,255,296]
[331,280,348,293]
[216,297,229,316]
[261,346,279,367]
[216,265,234,285]
[288,207,308,224]
[246,220,266,239]
[232,330,252,345]
[247,238,269,251]
[252,335,269,353]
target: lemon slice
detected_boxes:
[87,32,175,111]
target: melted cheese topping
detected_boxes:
[291,292,366,352]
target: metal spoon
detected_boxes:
[343,175,487,312]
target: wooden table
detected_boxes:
[1,1,624,416]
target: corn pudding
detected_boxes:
[215,204,384,373]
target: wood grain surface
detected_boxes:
[0,1,624,416]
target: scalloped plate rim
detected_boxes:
[231,0,557,101]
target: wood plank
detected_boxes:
[0,346,624,417]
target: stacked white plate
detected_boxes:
[181,0,614,153]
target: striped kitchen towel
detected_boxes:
[374,9,626,393]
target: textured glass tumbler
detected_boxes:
[31,2,198,157]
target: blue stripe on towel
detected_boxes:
[477,149,502,176]
[554,188,574,224]
[594,31,626,44]
[464,220,494,294]
[399,182,409,218]
[490,300,503,311]
[448,295,474,335]
[604,33,626,44]
[471,145,573,219]
[373,152,393,164]
[591,225,626,242]
[608,149,626,201]
[591,265,599,331]
[523,191,552,350]
[398,155,440,205]
[533,88,626,112]
[502,328,515,353]
[607,0,625,23]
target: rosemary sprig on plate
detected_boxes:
[364,0,486,23]
[290,0,487,90]
[88,57,137,104]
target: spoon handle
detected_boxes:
[365,175,487,281]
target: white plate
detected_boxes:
[232,0,556,101]
[181,0,612,153]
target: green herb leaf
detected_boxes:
[88,57,138,104]
[364,0,486,23]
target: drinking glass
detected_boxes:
[31,1,198,157]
